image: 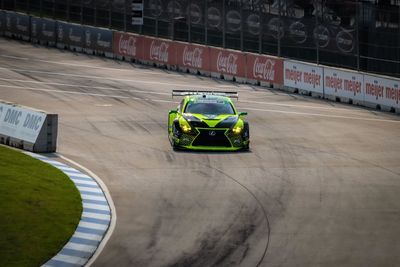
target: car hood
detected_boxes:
[184,113,238,128]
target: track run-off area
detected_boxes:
[1,38,400,267]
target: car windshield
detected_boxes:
[185,100,235,115]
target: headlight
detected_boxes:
[179,117,192,133]
[232,125,243,134]
[231,120,244,134]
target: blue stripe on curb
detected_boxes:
[76,226,106,236]
[79,190,104,196]
[23,152,112,267]
[74,183,100,189]
[45,259,82,267]
[82,199,109,205]
[59,248,93,258]
[82,207,111,215]
[70,237,100,247]
[81,217,110,225]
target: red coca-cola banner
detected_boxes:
[209,47,246,78]
[246,54,283,85]
[175,42,210,72]
[142,36,176,65]
[113,31,144,59]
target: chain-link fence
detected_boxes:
[2,0,399,77]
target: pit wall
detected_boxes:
[1,10,399,114]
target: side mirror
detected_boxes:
[169,109,178,114]
[238,112,247,116]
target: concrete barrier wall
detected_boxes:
[1,10,399,114]
[0,101,58,153]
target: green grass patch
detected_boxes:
[0,145,82,267]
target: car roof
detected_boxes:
[184,94,233,103]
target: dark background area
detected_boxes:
[2,0,399,77]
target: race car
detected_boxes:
[168,90,250,151]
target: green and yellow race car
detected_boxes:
[168,90,250,151]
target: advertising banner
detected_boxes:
[324,68,364,101]
[364,75,400,109]
[84,26,113,52]
[284,60,323,93]
[0,11,5,35]
[246,53,284,85]
[0,102,46,143]
[175,42,210,72]
[142,36,176,65]
[209,47,246,78]
[57,21,84,47]
[31,17,56,43]
[5,12,30,39]
[112,31,144,59]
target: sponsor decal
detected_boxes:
[85,30,91,47]
[336,29,354,53]
[58,25,64,40]
[69,28,82,43]
[6,14,11,30]
[246,14,261,35]
[150,40,169,62]
[226,10,241,32]
[42,22,54,38]
[289,21,307,44]
[97,33,111,48]
[365,76,400,107]
[16,17,28,32]
[284,61,323,93]
[253,57,276,81]
[31,21,37,37]
[207,7,222,28]
[323,68,363,101]
[188,3,202,25]
[217,52,238,75]
[0,103,46,143]
[167,1,182,19]
[183,46,203,68]
[268,18,284,40]
[118,34,137,56]
[313,25,330,48]
[149,0,162,17]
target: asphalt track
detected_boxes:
[1,38,400,267]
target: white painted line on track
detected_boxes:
[1,83,398,123]
[241,106,400,123]
[0,54,178,76]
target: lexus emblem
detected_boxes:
[209,131,216,136]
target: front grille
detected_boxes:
[192,129,231,147]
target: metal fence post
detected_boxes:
[277,0,281,57]
[188,0,191,43]
[316,0,319,64]
[123,0,126,32]
[259,5,262,54]
[205,0,208,45]
[109,0,112,28]
[240,0,243,51]
[67,0,70,22]
[356,1,360,71]
[222,0,225,48]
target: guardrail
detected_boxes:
[0,100,57,152]
[1,10,399,114]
